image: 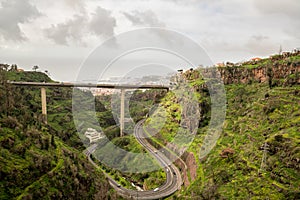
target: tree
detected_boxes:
[32,65,39,72]
[44,70,50,76]
[9,64,18,71]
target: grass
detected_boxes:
[1,56,299,199]
[181,83,300,199]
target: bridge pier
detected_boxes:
[120,89,125,137]
[9,81,169,132]
[41,87,47,124]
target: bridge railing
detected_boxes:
[7,81,169,90]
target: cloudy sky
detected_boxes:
[0,0,299,81]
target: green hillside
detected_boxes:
[0,67,119,199]
[142,53,300,199]
[0,66,168,197]
[183,83,299,199]
[0,50,299,200]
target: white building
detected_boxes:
[84,128,103,143]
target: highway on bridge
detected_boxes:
[8,81,169,90]
[86,119,182,199]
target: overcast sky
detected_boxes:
[0,0,299,81]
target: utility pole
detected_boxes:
[259,141,269,174]
[279,45,282,55]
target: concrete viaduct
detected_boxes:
[8,81,169,137]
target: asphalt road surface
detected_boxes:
[86,119,182,199]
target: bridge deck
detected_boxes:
[8,81,169,90]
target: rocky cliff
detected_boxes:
[217,62,300,85]
[176,51,300,188]
[200,51,300,86]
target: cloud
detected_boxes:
[123,10,165,27]
[0,0,41,41]
[161,0,199,4]
[251,35,269,42]
[89,7,117,38]
[44,6,116,45]
[246,35,278,55]
[63,0,86,13]
[254,0,300,19]
[45,15,88,45]
[253,0,300,40]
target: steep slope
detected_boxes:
[1,51,299,199]
[0,67,119,199]
[144,52,300,199]
[184,83,299,199]
[92,89,168,190]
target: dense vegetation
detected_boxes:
[182,83,300,199]
[0,50,299,199]
[142,53,300,199]
[94,89,168,190]
[0,66,168,197]
[0,67,119,199]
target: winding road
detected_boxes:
[85,119,182,199]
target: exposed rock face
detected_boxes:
[220,147,235,158]
[198,51,300,86]
[174,158,188,186]
[160,142,197,187]
[183,152,197,186]
[152,55,300,188]
[215,62,300,85]
[174,152,197,187]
